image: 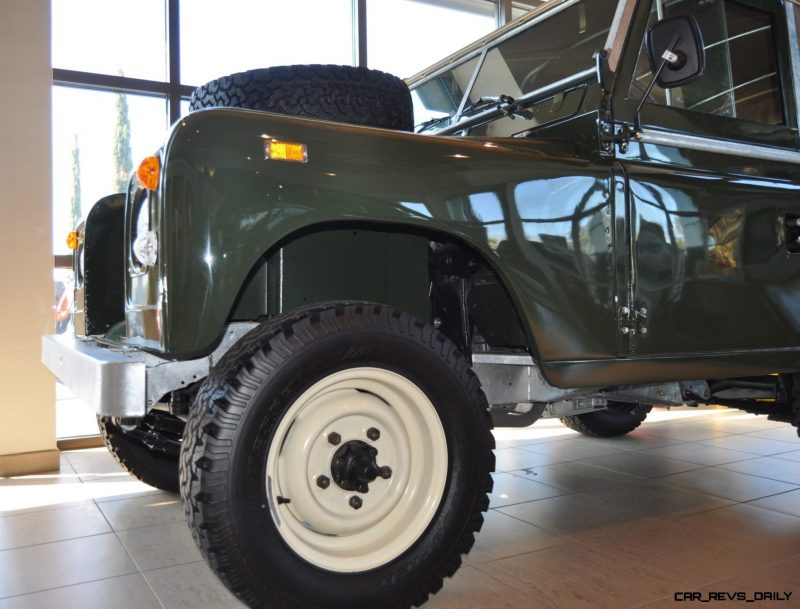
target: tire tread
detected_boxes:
[189,65,413,131]
[180,302,494,609]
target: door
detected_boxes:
[613,0,800,358]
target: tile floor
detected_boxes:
[2,407,800,609]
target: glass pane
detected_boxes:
[53,267,98,440]
[367,0,496,78]
[511,7,529,20]
[56,380,98,439]
[469,86,587,137]
[511,0,541,20]
[629,0,784,125]
[467,0,618,105]
[412,55,481,130]
[181,0,353,87]
[52,0,167,81]
[52,87,167,254]
[53,267,74,335]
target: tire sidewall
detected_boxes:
[224,328,483,608]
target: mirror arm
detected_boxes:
[634,32,681,133]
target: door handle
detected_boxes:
[784,214,800,254]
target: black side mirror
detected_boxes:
[646,15,705,88]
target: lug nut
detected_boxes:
[349,496,363,510]
[327,432,341,446]
[379,466,392,479]
[316,475,330,489]
[366,427,380,441]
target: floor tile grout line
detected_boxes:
[101,518,189,535]
[501,470,583,492]
[566,486,738,525]
[139,558,206,575]
[91,491,176,505]
[654,466,800,500]
[563,457,684,480]
[491,507,575,539]
[92,495,168,609]
[714,463,800,487]
[739,488,800,511]
[0,529,115,554]
[693,439,800,455]
[738,434,800,446]
[467,541,579,567]
[0,572,145,602]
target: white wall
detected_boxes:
[0,0,58,473]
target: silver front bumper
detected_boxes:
[42,323,256,418]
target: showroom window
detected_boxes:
[50,0,541,256]
[50,0,541,439]
[367,0,497,78]
[179,0,355,86]
[50,0,550,249]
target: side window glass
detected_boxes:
[412,55,480,131]
[629,0,785,125]
[465,0,618,136]
[469,87,587,137]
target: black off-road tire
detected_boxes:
[189,65,414,131]
[98,413,182,492]
[560,402,652,437]
[180,302,494,609]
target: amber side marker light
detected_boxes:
[66,231,79,251]
[137,156,160,190]
[265,139,308,163]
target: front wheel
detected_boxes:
[180,302,494,609]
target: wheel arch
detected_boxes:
[159,108,593,363]
[228,219,540,363]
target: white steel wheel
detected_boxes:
[181,302,494,609]
[266,367,448,572]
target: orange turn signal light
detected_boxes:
[137,155,160,190]
[66,230,79,251]
[265,139,308,163]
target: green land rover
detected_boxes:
[43,0,800,607]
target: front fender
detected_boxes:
[158,108,616,366]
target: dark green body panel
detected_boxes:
[112,0,800,391]
[158,108,619,367]
[622,144,800,354]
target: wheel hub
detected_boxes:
[266,367,448,572]
[331,440,380,493]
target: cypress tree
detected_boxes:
[70,133,81,228]
[112,83,133,193]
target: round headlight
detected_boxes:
[133,230,158,267]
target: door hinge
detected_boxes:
[618,304,648,337]
[600,121,636,155]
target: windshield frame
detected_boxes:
[409,0,629,135]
